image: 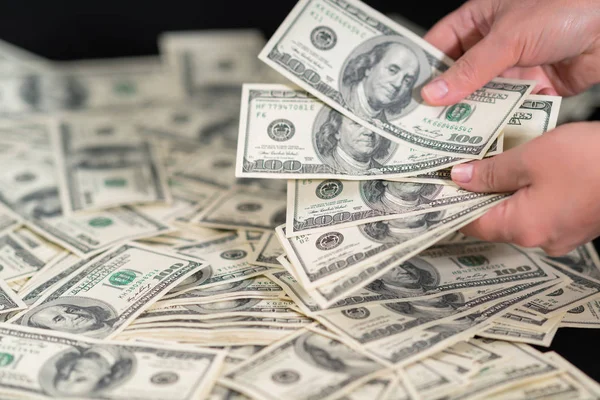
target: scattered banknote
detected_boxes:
[286,178,494,236]
[54,115,171,214]
[259,0,535,158]
[0,324,225,400]
[10,243,208,339]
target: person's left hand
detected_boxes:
[450,121,600,256]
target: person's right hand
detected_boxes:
[420,0,600,106]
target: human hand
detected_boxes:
[450,121,600,256]
[420,0,600,105]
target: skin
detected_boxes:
[420,0,600,256]
[55,355,110,395]
[30,305,98,334]
[364,44,419,110]
[336,118,381,162]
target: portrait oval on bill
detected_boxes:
[39,345,135,397]
[365,257,441,298]
[184,298,262,314]
[359,211,446,243]
[168,266,214,294]
[20,296,119,339]
[294,331,377,377]
[340,36,431,122]
[360,181,444,214]
[312,106,397,174]
[181,277,255,297]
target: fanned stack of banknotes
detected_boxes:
[0,1,599,399]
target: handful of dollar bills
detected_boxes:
[0,0,597,399]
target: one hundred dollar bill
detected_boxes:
[559,299,600,328]
[249,232,284,268]
[0,324,225,400]
[53,116,171,214]
[286,178,494,237]
[396,95,562,185]
[0,232,47,282]
[10,243,208,339]
[134,298,302,324]
[192,186,286,232]
[159,275,286,307]
[278,195,509,291]
[0,58,178,116]
[476,321,559,347]
[259,0,535,158]
[237,84,466,179]
[221,328,386,400]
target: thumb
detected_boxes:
[450,146,531,193]
[421,32,519,106]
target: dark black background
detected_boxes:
[1,0,600,382]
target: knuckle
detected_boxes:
[513,230,545,249]
[478,158,497,191]
[453,56,480,89]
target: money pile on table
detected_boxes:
[0,0,598,399]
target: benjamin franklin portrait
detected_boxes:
[365,257,440,298]
[340,36,431,122]
[295,331,377,377]
[313,108,396,174]
[361,181,444,213]
[360,210,446,243]
[20,74,88,112]
[39,345,135,397]
[384,293,465,322]
[167,266,213,294]
[184,298,262,314]
[20,297,118,339]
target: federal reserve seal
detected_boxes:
[316,232,344,251]
[342,307,370,320]
[220,249,248,260]
[272,369,300,384]
[310,26,337,50]
[150,372,179,385]
[267,119,295,142]
[315,179,343,200]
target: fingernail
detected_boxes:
[451,164,473,183]
[423,78,449,101]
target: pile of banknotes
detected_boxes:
[0,0,598,399]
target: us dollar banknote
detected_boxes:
[221,328,385,400]
[259,0,534,158]
[286,178,494,236]
[54,116,171,214]
[0,57,178,116]
[192,186,287,232]
[397,94,562,184]
[237,84,467,179]
[0,325,225,400]
[10,243,208,339]
[160,275,286,307]
[0,232,47,282]
[249,232,284,268]
[559,300,600,329]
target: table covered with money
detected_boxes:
[0,0,598,399]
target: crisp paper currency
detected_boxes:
[160,30,268,95]
[560,299,600,328]
[131,315,313,329]
[0,232,46,282]
[221,328,385,400]
[315,240,556,306]
[259,0,535,158]
[0,60,178,116]
[13,226,63,263]
[404,361,466,399]
[544,352,600,398]
[499,309,563,332]
[0,203,22,236]
[0,324,225,400]
[0,279,26,315]
[441,343,561,400]
[11,243,208,339]
[286,178,493,236]
[476,321,559,347]
[278,201,508,289]
[361,280,560,366]
[544,242,600,281]
[192,186,286,232]
[237,84,467,179]
[314,280,557,348]
[486,373,597,400]
[341,374,397,400]
[159,276,285,307]
[521,261,600,317]
[54,116,171,214]
[249,232,284,268]
[172,242,271,293]
[137,299,301,323]
[0,38,54,74]
[397,94,562,185]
